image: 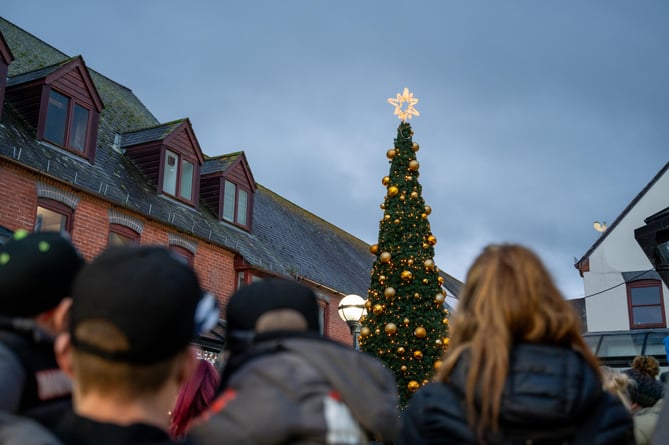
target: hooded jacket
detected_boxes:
[398,343,634,445]
[189,333,400,445]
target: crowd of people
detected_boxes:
[0,230,667,444]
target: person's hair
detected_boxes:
[169,359,220,439]
[72,320,185,398]
[436,244,601,438]
[600,366,632,411]
[630,355,660,378]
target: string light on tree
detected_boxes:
[360,88,449,407]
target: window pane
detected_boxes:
[35,206,67,232]
[633,306,664,326]
[163,151,178,196]
[180,159,194,200]
[645,332,667,356]
[223,180,236,222]
[583,335,601,354]
[44,90,69,145]
[69,104,89,152]
[631,286,661,306]
[108,231,137,246]
[598,334,643,358]
[237,189,248,225]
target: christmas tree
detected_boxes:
[359,88,449,407]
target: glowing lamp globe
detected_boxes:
[338,294,367,324]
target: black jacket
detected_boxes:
[398,343,634,445]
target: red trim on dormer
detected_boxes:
[163,119,205,165]
[0,31,14,66]
[231,152,257,193]
[44,57,103,112]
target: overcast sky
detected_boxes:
[3,1,668,299]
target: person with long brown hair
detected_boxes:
[398,243,634,445]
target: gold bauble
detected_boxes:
[442,317,449,325]
[382,176,390,186]
[407,258,414,265]
[444,338,450,345]
[401,270,413,281]
[401,365,408,372]
[380,203,385,209]
[414,292,420,299]
[399,194,405,201]
[435,338,443,345]
[379,275,386,284]
[408,160,419,171]
[424,259,435,270]
[372,304,384,315]
[438,276,445,285]
[386,149,396,159]
[364,300,372,311]
[434,360,443,370]
[435,293,445,304]
[397,347,406,355]
[412,142,420,152]
[421,213,428,219]
[427,235,437,245]
[422,243,429,249]
[394,219,400,224]
[388,186,399,197]
[424,205,432,215]
[405,175,413,181]
[384,323,397,335]
[370,244,379,254]
[383,214,391,221]
[375,328,381,334]
[410,191,419,199]
[403,317,410,326]
[384,287,396,298]
[360,326,371,337]
[408,381,420,392]
[414,327,427,338]
[379,251,391,263]
[422,279,429,285]
[413,350,423,359]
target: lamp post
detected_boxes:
[338,294,366,351]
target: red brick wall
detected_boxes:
[0,160,236,305]
[0,159,355,345]
[0,163,38,230]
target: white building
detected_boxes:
[575,162,669,367]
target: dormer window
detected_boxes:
[200,152,256,232]
[44,89,91,152]
[163,149,195,201]
[5,56,103,162]
[123,119,203,208]
[223,180,248,226]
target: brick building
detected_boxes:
[0,17,462,354]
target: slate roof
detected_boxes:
[5,58,66,86]
[0,16,397,296]
[121,119,186,148]
[201,152,241,175]
[576,161,669,268]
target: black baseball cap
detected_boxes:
[225,278,320,346]
[69,245,219,365]
[0,230,84,317]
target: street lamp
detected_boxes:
[338,294,366,350]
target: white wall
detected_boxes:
[584,168,669,332]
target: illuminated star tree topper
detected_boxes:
[387,87,420,121]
